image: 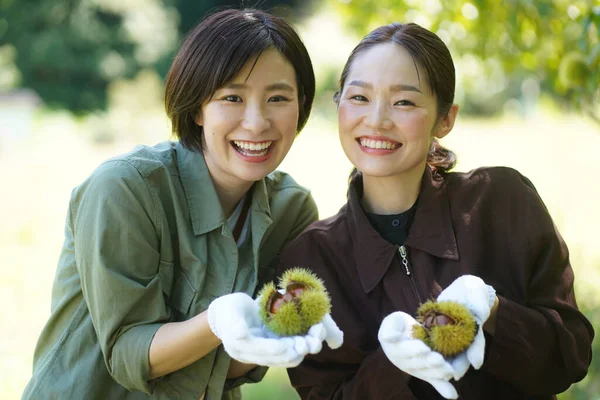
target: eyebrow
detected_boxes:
[348,80,422,93]
[221,82,295,92]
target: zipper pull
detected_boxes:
[399,245,411,275]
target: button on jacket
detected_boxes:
[276,166,594,400]
[23,141,318,400]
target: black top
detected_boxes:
[365,203,416,246]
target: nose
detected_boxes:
[365,100,393,130]
[241,103,270,134]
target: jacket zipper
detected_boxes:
[398,245,422,304]
[398,246,462,397]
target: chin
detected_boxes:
[350,159,396,178]
[236,165,278,183]
[357,168,399,179]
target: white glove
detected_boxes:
[320,313,344,349]
[437,275,497,379]
[379,311,458,399]
[207,293,343,368]
[257,312,343,349]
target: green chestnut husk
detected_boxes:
[257,267,331,336]
[412,300,478,357]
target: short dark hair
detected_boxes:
[337,23,457,173]
[165,8,315,151]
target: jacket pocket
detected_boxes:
[160,261,196,317]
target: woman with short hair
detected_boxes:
[23,8,340,400]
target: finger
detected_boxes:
[411,358,454,380]
[293,336,309,356]
[304,332,324,354]
[391,312,415,333]
[412,350,454,373]
[307,322,327,341]
[449,353,471,380]
[233,349,304,368]
[467,328,486,369]
[322,314,344,349]
[378,328,402,343]
[388,348,453,381]
[428,380,458,400]
[378,315,404,342]
[227,336,293,357]
[394,339,434,358]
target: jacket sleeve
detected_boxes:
[71,160,169,394]
[275,234,417,400]
[480,169,594,395]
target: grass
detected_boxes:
[1,110,598,399]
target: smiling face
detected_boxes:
[338,42,451,180]
[195,47,300,189]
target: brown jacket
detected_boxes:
[276,166,594,400]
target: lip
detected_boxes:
[231,140,276,163]
[356,136,402,155]
[232,140,274,144]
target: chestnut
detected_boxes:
[412,300,478,357]
[258,268,331,336]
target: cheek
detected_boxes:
[274,106,300,136]
[337,104,358,133]
[398,110,435,139]
[202,107,234,134]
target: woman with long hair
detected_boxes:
[276,22,594,399]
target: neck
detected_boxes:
[360,163,426,215]
[211,176,254,218]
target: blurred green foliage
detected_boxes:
[0,0,313,113]
[329,0,600,121]
[1,0,597,120]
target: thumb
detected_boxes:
[449,353,471,381]
[379,312,413,342]
[466,328,486,369]
[429,380,458,399]
[322,314,344,349]
[228,319,252,341]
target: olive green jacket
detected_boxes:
[22,141,318,399]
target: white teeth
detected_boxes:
[359,138,398,150]
[233,140,272,150]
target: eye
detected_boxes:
[395,99,416,106]
[268,95,290,103]
[349,95,368,102]
[222,95,242,102]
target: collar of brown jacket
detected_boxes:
[348,166,459,293]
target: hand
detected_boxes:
[207,293,342,368]
[379,311,458,399]
[437,275,497,379]
[208,292,310,367]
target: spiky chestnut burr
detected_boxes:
[257,268,331,336]
[412,300,478,357]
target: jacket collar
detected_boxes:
[176,142,271,236]
[349,167,459,293]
